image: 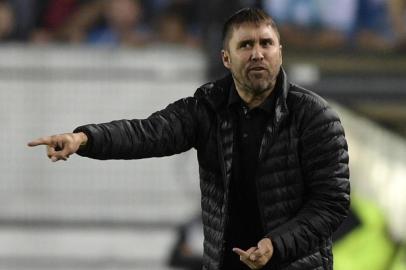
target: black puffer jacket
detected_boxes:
[74,69,350,270]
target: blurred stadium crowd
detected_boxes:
[0,0,405,52]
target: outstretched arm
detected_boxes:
[28,96,205,161]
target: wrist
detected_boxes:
[77,132,88,146]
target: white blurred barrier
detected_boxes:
[0,45,206,269]
[0,45,205,225]
[335,104,406,241]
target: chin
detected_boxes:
[250,82,270,93]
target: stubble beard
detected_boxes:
[233,70,275,97]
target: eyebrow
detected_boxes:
[260,38,273,44]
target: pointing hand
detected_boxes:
[28,132,88,162]
[233,237,274,269]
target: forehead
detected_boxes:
[230,22,278,42]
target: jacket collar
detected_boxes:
[197,66,289,118]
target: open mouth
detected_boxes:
[249,66,267,72]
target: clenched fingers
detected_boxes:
[250,241,271,261]
[47,145,69,162]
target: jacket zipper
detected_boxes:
[217,115,230,269]
[256,126,275,235]
[257,111,287,237]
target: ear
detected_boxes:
[221,49,231,69]
[279,45,283,65]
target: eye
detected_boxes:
[239,41,252,49]
[261,39,273,47]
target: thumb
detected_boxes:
[257,239,268,251]
[257,238,273,258]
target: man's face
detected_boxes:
[222,22,282,96]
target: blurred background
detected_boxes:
[1,0,406,269]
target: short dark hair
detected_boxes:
[222,8,280,49]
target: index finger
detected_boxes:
[27,136,53,147]
[232,248,250,258]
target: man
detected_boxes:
[28,8,350,270]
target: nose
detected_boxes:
[250,45,264,61]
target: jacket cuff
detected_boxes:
[266,233,285,262]
[73,125,93,156]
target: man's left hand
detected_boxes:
[233,237,274,269]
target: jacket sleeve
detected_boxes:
[73,97,202,160]
[267,95,350,261]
